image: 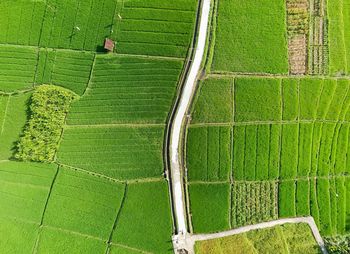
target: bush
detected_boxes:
[324,236,350,254]
[15,85,76,162]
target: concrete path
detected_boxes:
[186,217,328,254]
[169,0,211,236]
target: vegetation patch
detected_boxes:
[194,223,320,254]
[16,85,76,162]
[212,0,288,73]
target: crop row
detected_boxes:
[35,49,95,95]
[327,0,350,75]
[57,126,165,180]
[187,122,350,182]
[66,55,184,125]
[0,93,31,160]
[191,77,350,123]
[0,161,173,253]
[0,45,37,92]
[279,177,350,236]
[113,0,197,58]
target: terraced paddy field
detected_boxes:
[186,0,350,251]
[0,0,198,253]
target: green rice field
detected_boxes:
[0,0,197,253]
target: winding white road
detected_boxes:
[169,0,211,235]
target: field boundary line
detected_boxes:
[207,72,350,79]
[64,123,166,129]
[110,242,153,254]
[0,43,185,61]
[81,53,97,97]
[189,119,350,127]
[190,217,328,254]
[0,95,10,135]
[105,184,128,254]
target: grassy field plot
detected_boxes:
[113,0,197,58]
[212,0,288,73]
[36,228,107,254]
[0,93,31,160]
[112,181,173,254]
[0,161,57,223]
[57,126,164,180]
[191,78,233,123]
[327,0,350,75]
[0,45,37,92]
[35,50,95,95]
[187,126,231,181]
[0,218,39,254]
[194,223,320,254]
[234,77,282,122]
[67,55,183,124]
[43,167,125,239]
[189,183,230,233]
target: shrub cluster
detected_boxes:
[324,236,350,254]
[16,85,76,162]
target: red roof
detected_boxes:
[104,39,115,51]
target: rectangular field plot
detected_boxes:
[39,0,117,51]
[0,45,37,92]
[212,0,288,73]
[191,78,233,123]
[189,183,230,233]
[187,126,231,181]
[0,93,31,160]
[278,177,349,236]
[328,0,350,75]
[232,124,281,181]
[0,218,39,254]
[0,161,57,223]
[36,228,107,254]
[113,0,197,58]
[57,126,164,180]
[0,1,45,45]
[234,77,282,122]
[66,55,183,124]
[35,49,95,95]
[44,167,125,239]
[232,181,278,228]
[112,181,173,254]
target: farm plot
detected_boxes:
[327,0,350,75]
[36,228,107,254]
[0,0,46,46]
[66,54,184,124]
[0,93,31,160]
[279,177,349,236]
[35,49,95,95]
[189,183,231,233]
[57,126,164,180]
[211,0,288,74]
[43,166,125,239]
[232,182,278,228]
[194,223,320,254]
[0,45,37,92]
[0,161,57,223]
[112,0,197,58]
[111,181,173,254]
[191,77,350,124]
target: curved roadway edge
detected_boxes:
[169,0,211,239]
